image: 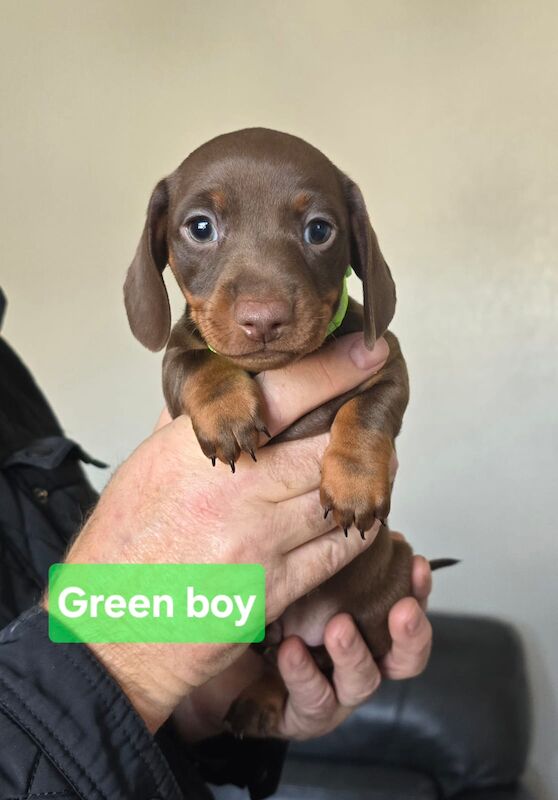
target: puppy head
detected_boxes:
[124,128,395,370]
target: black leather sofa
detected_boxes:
[213,613,534,799]
[277,613,532,799]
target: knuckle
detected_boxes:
[265,440,321,491]
[346,653,381,700]
[302,683,335,719]
[391,640,432,680]
[312,353,338,395]
[343,676,380,706]
[317,536,344,577]
[357,668,382,700]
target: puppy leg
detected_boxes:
[225,665,287,738]
[355,534,414,657]
[320,334,409,535]
[163,317,268,469]
[289,527,413,659]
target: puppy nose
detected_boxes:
[234,300,291,343]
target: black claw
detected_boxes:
[359,529,366,540]
[229,459,236,474]
[248,449,257,462]
[343,527,349,538]
[261,426,272,439]
[429,558,461,571]
[211,456,216,467]
[323,507,331,519]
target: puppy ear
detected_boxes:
[343,175,396,349]
[124,178,171,352]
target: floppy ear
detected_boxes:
[343,175,396,349]
[124,178,171,352]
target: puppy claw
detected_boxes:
[323,506,331,519]
[210,456,216,467]
[429,557,461,571]
[248,448,257,462]
[229,459,236,474]
[260,426,272,439]
[359,529,366,540]
[343,527,349,538]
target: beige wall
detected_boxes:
[1,1,557,795]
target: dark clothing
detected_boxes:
[0,607,285,800]
[0,308,101,625]
[0,607,185,800]
[0,293,286,799]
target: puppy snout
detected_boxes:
[234,299,292,343]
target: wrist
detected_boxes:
[41,594,193,733]
[87,641,194,733]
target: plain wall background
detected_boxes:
[1,1,556,796]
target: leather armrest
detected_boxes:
[289,613,532,797]
[455,787,536,800]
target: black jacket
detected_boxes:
[0,290,286,800]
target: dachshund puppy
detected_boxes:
[124,128,433,736]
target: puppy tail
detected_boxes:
[429,558,461,571]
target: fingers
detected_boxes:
[274,490,339,553]
[324,614,381,707]
[282,519,381,603]
[276,636,337,739]
[411,555,432,611]
[389,534,432,610]
[250,433,329,502]
[380,597,432,680]
[256,334,389,438]
[276,616,383,740]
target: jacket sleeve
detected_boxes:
[0,332,288,800]
[0,606,186,800]
[0,607,288,800]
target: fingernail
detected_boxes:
[349,336,389,370]
[289,645,306,669]
[406,611,421,636]
[338,628,356,652]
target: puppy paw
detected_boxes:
[190,375,268,470]
[320,435,393,537]
[224,696,281,738]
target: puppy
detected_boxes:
[124,128,438,736]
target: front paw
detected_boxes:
[320,436,393,537]
[190,376,268,471]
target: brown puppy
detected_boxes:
[124,128,416,736]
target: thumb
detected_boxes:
[257,334,389,437]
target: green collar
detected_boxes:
[207,266,352,353]
[326,266,352,337]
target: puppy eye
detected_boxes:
[304,219,332,245]
[186,216,218,243]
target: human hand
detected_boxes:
[53,333,389,732]
[172,540,432,742]
[273,547,432,739]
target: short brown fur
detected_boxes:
[124,128,412,737]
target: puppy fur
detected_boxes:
[124,128,413,737]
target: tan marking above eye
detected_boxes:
[292,192,311,214]
[209,190,227,213]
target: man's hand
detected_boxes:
[275,550,432,739]
[51,333,391,732]
[172,544,432,742]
